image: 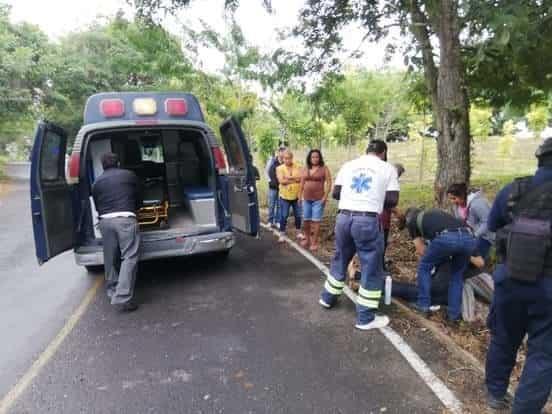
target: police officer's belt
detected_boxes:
[338,209,378,217]
[436,227,473,237]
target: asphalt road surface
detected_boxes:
[1,182,444,413]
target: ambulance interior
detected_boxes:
[85,128,218,236]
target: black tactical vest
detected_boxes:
[496,177,552,281]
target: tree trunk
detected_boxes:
[434,0,471,206]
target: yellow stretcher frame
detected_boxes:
[137,201,169,226]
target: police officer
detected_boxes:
[319,140,399,330]
[485,137,552,412]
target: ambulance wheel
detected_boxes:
[85,265,104,274]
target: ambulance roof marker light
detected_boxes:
[133,98,157,116]
[100,99,125,118]
[165,98,188,116]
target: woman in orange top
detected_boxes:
[299,149,332,251]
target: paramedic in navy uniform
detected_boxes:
[92,153,142,312]
[319,140,399,330]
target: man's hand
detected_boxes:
[470,256,485,269]
[413,237,426,257]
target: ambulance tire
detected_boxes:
[85,265,104,274]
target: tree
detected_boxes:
[293,0,474,205]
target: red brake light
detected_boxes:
[212,147,227,172]
[67,153,80,184]
[100,99,125,118]
[165,98,188,116]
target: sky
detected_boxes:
[6,0,405,76]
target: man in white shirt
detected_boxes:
[319,140,400,330]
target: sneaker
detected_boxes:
[408,303,430,317]
[486,393,512,410]
[116,302,139,313]
[278,236,286,243]
[429,305,441,312]
[319,298,332,309]
[355,315,390,330]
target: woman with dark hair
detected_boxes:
[447,183,494,259]
[299,149,332,251]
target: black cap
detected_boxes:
[536,138,552,159]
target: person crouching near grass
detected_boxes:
[299,149,332,251]
[276,150,305,243]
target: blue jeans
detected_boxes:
[268,188,280,225]
[322,213,384,325]
[302,199,325,221]
[486,277,552,413]
[416,231,477,320]
[477,237,492,259]
[279,198,301,232]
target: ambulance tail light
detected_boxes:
[100,99,125,118]
[67,153,80,184]
[212,147,227,173]
[165,98,188,116]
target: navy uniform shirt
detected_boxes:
[488,166,552,283]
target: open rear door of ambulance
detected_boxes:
[219,117,260,237]
[30,121,74,264]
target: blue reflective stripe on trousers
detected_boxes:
[322,212,384,325]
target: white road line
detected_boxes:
[0,277,103,414]
[261,223,463,413]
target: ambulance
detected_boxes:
[30,92,260,271]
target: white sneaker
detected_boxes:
[355,315,390,330]
[319,298,332,309]
[278,236,286,243]
[429,305,441,312]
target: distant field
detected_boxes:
[256,137,541,208]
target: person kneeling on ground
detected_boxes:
[399,207,479,322]
[92,152,142,312]
[447,183,494,260]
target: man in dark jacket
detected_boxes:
[402,208,478,321]
[92,153,142,312]
[265,146,286,228]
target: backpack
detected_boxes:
[496,177,552,282]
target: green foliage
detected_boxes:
[470,105,493,141]
[527,105,549,135]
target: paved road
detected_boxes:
[1,183,444,413]
[0,182,93,398]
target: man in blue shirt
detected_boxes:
[485,138,552,412]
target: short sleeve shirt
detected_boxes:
[277,163,302,201]
[407,209,466,240]
[335,155,400,214]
